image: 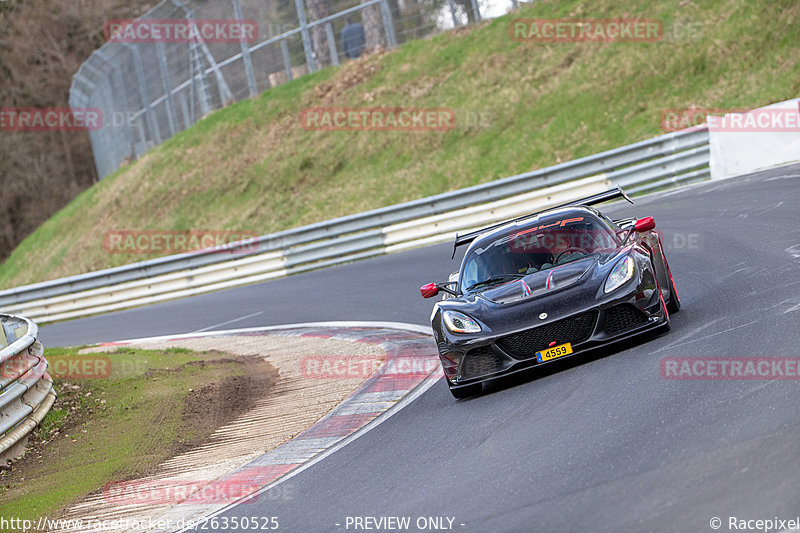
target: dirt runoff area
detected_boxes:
[61,333,384,530]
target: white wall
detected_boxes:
[709,97,800,179]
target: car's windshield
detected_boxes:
[461,213,619,291]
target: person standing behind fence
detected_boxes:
[341,17,366,59]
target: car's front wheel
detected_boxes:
[449,383,481,399]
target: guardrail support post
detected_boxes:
[470,0,481,23]
[325,22,339,66]
[178,89,192,129]
[295,0,316,73]
[155,42,178,137]
[281,40,293,81]
[169,0,235,105]
[233,0,259,97]
[189,41,213,118]
[380,0,397,48]
[124,44,162,147]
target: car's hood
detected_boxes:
[476,256,601,305]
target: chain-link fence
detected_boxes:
[69,0,522,179]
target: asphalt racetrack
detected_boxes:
[42,163,800,532]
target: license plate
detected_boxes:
[536,342,573,363]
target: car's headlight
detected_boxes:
[442,310,481,334]
[605,256,635,293]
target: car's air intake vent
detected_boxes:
[497,311,598,359]
[461,346,503,379]
[604,304,648,335]
[437,341,454,356]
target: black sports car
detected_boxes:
[420,186,679,398]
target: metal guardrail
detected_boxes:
[0,126,709,322]
[0,314,56,463]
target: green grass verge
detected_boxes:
[0,347,262,523]
[1,0,798,287]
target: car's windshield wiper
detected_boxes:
[466,274,524,291]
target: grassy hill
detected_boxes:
[1,0,798,288]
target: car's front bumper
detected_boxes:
[439,292,668,390]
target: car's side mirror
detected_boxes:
[634,216,656,232]
[420,282,459,299]
[420,283,439,299]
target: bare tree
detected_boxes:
[454,0,479,24]
[362,4,384,53]
[0,0,152,265]
[305,0,332,68]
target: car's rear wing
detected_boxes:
[451,185,633,258]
